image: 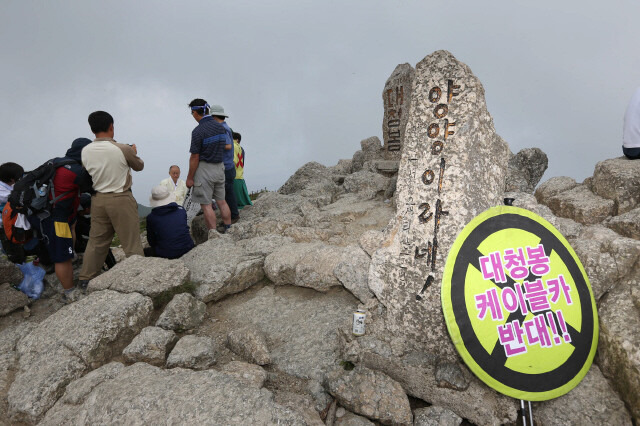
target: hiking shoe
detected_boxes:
[231,217,239,224]
[62,287,82,304]
[78,280,90,292]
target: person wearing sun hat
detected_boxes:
[144,185,194,259]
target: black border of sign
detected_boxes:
[450,213,594,392]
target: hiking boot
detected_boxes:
[62,287,82,304]
[231,217,239,224]
[78,280,90,292]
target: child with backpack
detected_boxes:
[40,138,93,302]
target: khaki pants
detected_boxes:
[79,191,143,280]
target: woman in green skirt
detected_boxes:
[232,132,253,209]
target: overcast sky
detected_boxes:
[1,1,638,205]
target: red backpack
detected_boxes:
[2,201,34,244]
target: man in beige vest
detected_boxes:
[78,111,144,287]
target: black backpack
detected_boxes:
[7,158,77,222]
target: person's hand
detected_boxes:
[186,177,194,188]
[131,144,138,154]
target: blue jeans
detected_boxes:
[224,167,239,219]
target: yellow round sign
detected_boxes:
[441,206,598,401]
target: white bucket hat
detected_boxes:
[209,104,228,117]
[149,185,176,208]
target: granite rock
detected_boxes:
[122,326,177,366]
[590,156,640,214]
[0,283,30,316]
[413,406,462,426]
[156,292,206,331]
[382,64,414,160]
[544,184,614,224]
[534,176,579,204]
[0,256,23,286]
[227,326,271,365]
[505,147,548,193]
[166,335,216,370]
[220,361,267,388]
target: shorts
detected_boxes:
[192,162,225,204]
[41,217,75,263]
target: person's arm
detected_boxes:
[186,153,199,188]
[119,143,144,171]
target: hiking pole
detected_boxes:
[528,400,533,425]
[520,400,527,426]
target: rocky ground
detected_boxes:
[1,50,639,425]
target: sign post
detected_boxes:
[441,204,598,402]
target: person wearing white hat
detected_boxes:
[145,185,194,259]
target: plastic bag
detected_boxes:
[17,261,45,299]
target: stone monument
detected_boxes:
[382,63,415,160]
[369,50,511,356]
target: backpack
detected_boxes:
[5,159,77,243]
[2,202,34,244]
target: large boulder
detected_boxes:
[278,161,341,205]
[505,147,548,193]
[87,255,191,305]
[544,184,614,225]
[534,365,632,425]
[181,236,264,303]
[8,290,153,423]
[155,292,206,331]
[604,206,640,240]
[122,326,177,367]
[597,268,640,422]
[0,283,30,316]
[325,366,412,425]
[0,256,23,286]
[590,157,640,215]
[534,176,580,204]
[368,50,511,359]
[40,362,311,424]
[166,335,216,370]
[343,171,390,199]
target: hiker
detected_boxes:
[209,104,240,224]
[232,132,253,209]
[40,138,93,302]
[0,162,25,262]
[145,185,194,259]
[160,165,188,205]
[623,87,640,159]
[78,111,144,288]
[186,99,232,232]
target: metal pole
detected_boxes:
[528,400,533,425]
[520,400,527,426]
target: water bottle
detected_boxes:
[38,184,47,197]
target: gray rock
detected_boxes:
[0,256,23,286]
[0,283,30,316]
[278,161,340,204]
[235,234,295,257]
[264,242,325,285]
[60,362,125,405]
[385,176,398,201]
[597,269,640,422]
[0,322,36,421]
[334,246,374,303]
[571,226,640,300]
[122,326,177,366]
[41,362,310,425]
[331,159,353,175]
[8,290,153,423]
[358,230,387,257]
[220,361,267,388]
[87,255,191,304]
[274,391,325,426]
[590,157,640,214]
[605,206,640,240]
[534,365,632,425]
[352,150,365,173]
[383,64,414,160]
[544,185,614,224]
[368,50,511,360]
[325,366,412,425]
[343,171,390,198]
[413,406,462,426]
[155,293,206,331]
[182,237,264,302]
[166,335,216,370]
[335,411,375,426]
[190,215,209,245]
[361,137,384,162]
[227,326,271,365]
[295,245,345,292]
[212,285,356,382]
[505,147,548,193]
[339,332,517,425]
[369,160,400,174]
[534,176,579,204]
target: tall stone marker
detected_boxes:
[369,50,510,357]
[382,63,415,160]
